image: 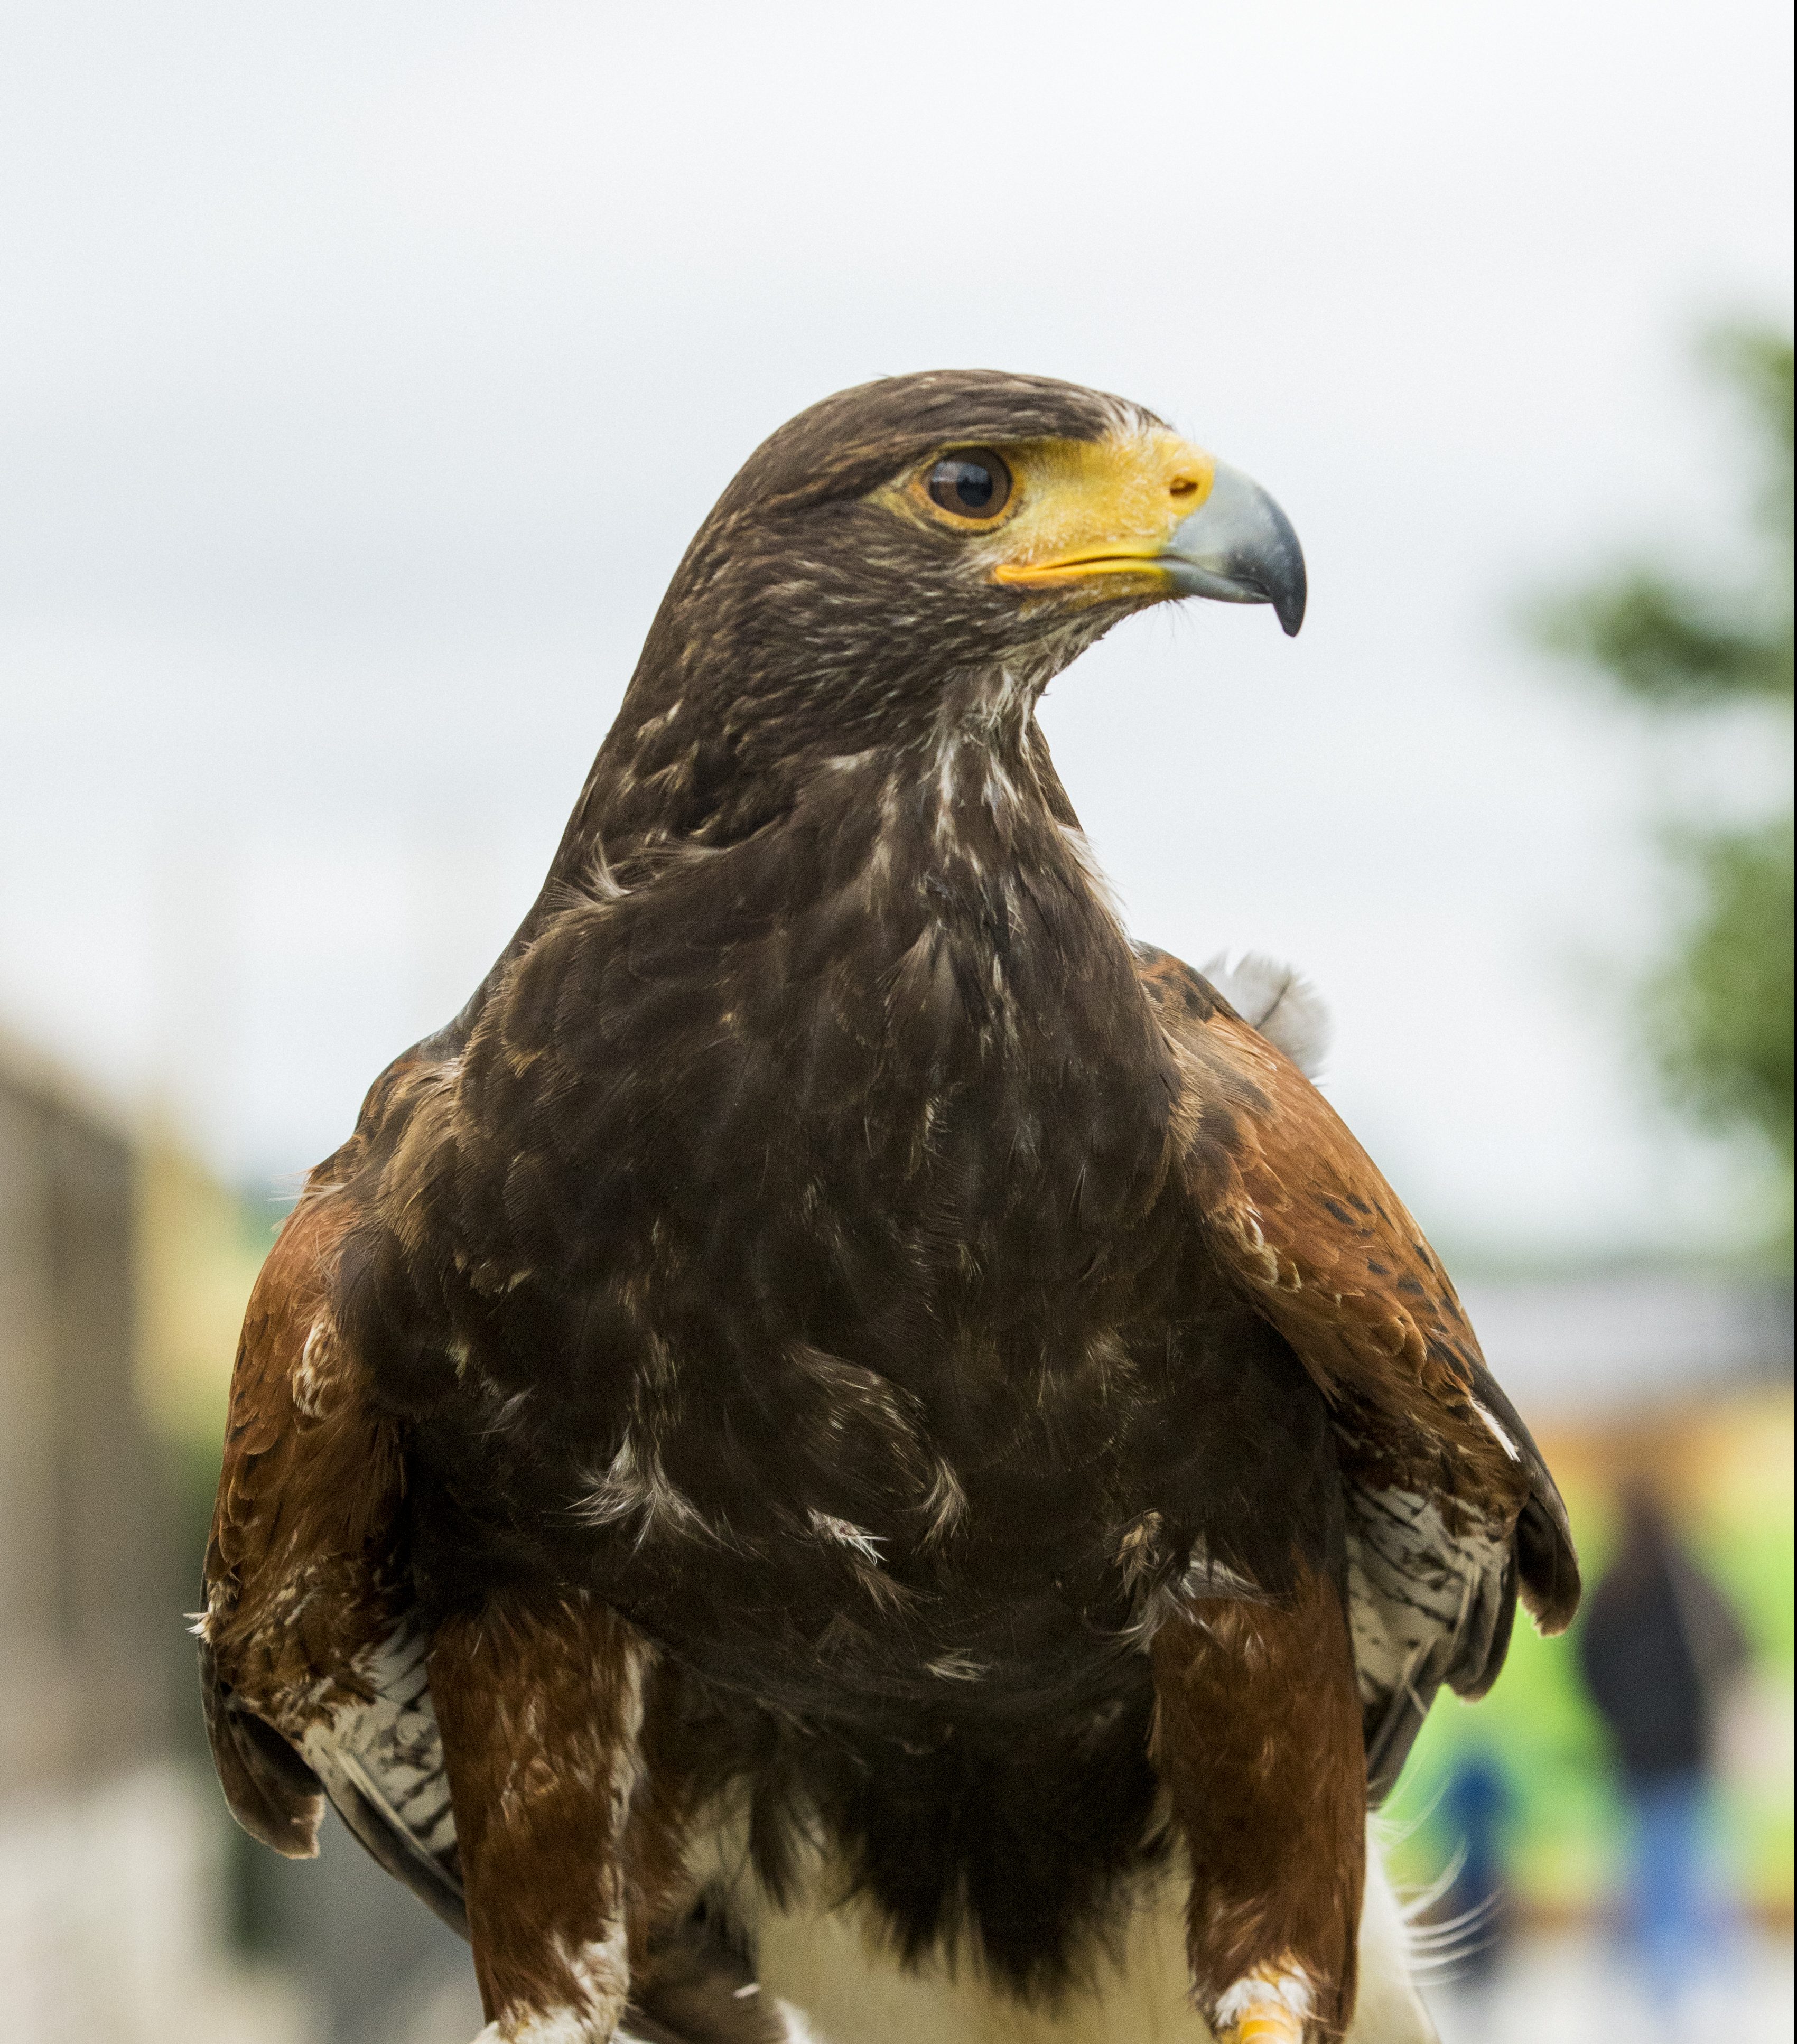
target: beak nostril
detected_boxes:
[1169,478,1200,499]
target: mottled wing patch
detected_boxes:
[299,1613,466,1935]
[1342,1482,1512,1799]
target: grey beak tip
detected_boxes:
[1277,577,1307,637]
[1260,489,1307,636]
[1165,461,1307,640]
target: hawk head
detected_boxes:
[597,370,1305,835]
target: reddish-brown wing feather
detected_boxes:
[206,1184,403,1646]
[1138,945,1578,1793]
[1140,947,1567,1553]
[199,1175,420,1856]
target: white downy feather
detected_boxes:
[730,1817,1435,2042]
[1200,951,1333,1079]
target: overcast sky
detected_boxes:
[2,0,1791,1261]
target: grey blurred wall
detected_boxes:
[0,1034,176,1796]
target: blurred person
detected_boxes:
[1577,1487,1750,2017]
[1422,1748,1516,2044]
[1440,1747,1516,1974]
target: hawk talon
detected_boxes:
[1221,2010,1308,2044]
[1212,1958,1317,2044]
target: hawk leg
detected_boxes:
[431,1594,661,2043]
[1150,1564,1366,2043]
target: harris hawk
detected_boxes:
[199,371,1578,2044]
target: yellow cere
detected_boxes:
[884,429,1218,596]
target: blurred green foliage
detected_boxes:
[1652,822,1794,1164]
[1540,329,1794,1229]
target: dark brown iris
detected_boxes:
[926,449,1013,520]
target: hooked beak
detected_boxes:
[985,436,1307,637]
[1161,462,1307,636]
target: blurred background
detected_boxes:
[0,4,1790,2039]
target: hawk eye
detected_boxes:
[926,449,1013,521]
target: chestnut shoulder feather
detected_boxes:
[199,1170,467,1933]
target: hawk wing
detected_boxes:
[1137,946,1579,1795]
[198,1172,468,1934]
